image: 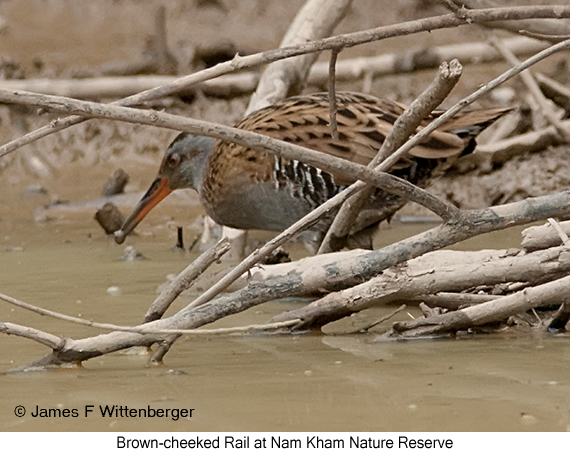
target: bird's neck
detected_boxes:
[192,137,216,196]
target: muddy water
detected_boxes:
[1,175,570,433]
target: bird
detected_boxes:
[114,91,510,253]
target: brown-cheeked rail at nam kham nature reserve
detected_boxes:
[4,0,570,387]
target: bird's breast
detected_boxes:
[199,151,341,231]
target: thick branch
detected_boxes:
[521,219,570,252]
[270,245,570,329]
[392,273,570,337]
[0,322,66,351]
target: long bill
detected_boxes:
[114,177,173,244]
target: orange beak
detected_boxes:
[114,177,173,244]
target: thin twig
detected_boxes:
[547,218,570,247]
[328,47,342,140]
[519,30,570,43]
[0,37,547,100]
[439,0,462,14]
[140,319,302,335]
[1,6,569,159]
[0,291,301,336]
[144,238,231,322]
[0,292,109,328]
[412,292,501,310]
[360,304,407,333]
[489,35,570,142]
[319,58,463,253]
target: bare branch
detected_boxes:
[519,30,570,43]
[0,290,300,337]
[0,291,114,329]
[245,0,352,113]
[0,322,65,350]
[489,34,570,142]
[446,0,570,42]
[547,218,570,247]
[272,241,570,330]
[319,58,463,253]
[144,238,231,323]
[1,6,569,159]
[522,219,570,252]
[344,304,408,333]
[328,47,342,140]
[412,292,501,310]
[0,37,548,100]
[392,273,570,337]
[0,89,459,222]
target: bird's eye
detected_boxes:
[167,154,180,167]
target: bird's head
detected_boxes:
[114,133,215,244]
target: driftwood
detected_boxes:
[391,274,570,338]
[521,219,570,251]
[2,189,570,370]
[270,243,570,329]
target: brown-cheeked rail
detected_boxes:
[114,92,510,253]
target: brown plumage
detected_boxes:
[115,92,511,252]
